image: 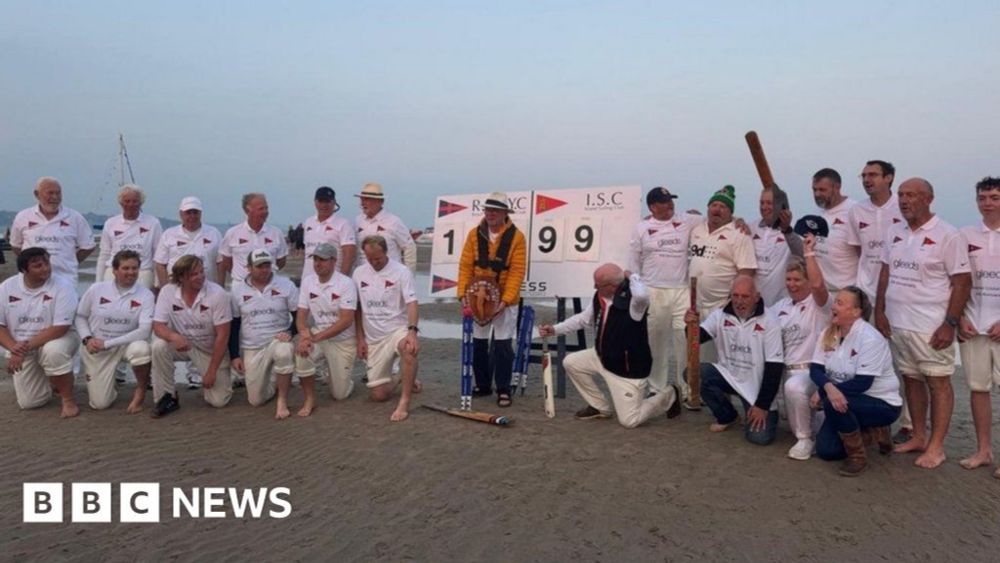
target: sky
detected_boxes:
[2,1,998,230]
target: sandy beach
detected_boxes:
[1,250,999,561]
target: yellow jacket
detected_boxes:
[457,219,527,305]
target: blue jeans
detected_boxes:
[700,363,779,445]
[816,393,901,460]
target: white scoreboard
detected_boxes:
[430,186,641,299]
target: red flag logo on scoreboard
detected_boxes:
[438,200,467,217]
[432,275,457,292]
[535,194,568,214]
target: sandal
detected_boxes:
[497,393,512,408]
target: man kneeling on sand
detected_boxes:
[539,263,680,428]
[353,236,422,422]
[685,275,784,445]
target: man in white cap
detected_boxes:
[76,249,154,412]
[303,186,356,277]
[154,196,223,287]
[10,177,95,285]
[294,243,358,416]
[220,192,289,286]
[354,182,417,271]
[354,235,421,421]
[229,249,299,417]
[0,247,80,418]
[456,191,527,408]
[96,184,162,289]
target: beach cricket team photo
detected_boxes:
[2,2,1000,562]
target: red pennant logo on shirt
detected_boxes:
[199,304,210,312]
[203,238,212,245]
[535,194,568,214]
[969,244,982,253]
[377,225,386,232]
[113,230,124,237]
[307,226,314,232]
[778,310,789,316]
[648,229,659,236]
[437,200,467,217]
[672,222,683,229]
[754,324,765,332]
[271,289,281,296]
[922,237,936,247]
[432,275,458,292]
[892,236,903,243]
[130,300,141,309]
[243,295,252,302]
[238,238,248,244]
[140,227,149,234]
[27,221,38,228]
[99,297,112,304]
[752,234,761,240]
[718,234,727,240]
[360,281,369,288]
[173,304,183,311]
[833,218,845,226]
[309,292,318,299]
[800,306,806,313]
[724,320,736,327]
[892,218,902,224]
[265,238,273,244]
[8,296,20,303]
[324,226,333,232]
[331,292,340,300]
[385,280,395,288]
[42,294,53,302]
[59,220,70,227]
[858,222,869,230]
[177,240,187,247]
[357,227,363,232]
[850,349,858,357]
[777,237,786,243]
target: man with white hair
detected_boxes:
[76,249,155,412]
[220,192,289,285]
[229,249,299,417]
[354,182,417,271]
[0,248,80,417]
[96,184,162,288]
[10,177,96,284]
[303,186,356,277]
[154,196,223,288]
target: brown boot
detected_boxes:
[871,425,893,456]
[838,430,868,477]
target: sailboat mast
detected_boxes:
[118,133,136,187]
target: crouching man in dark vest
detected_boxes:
[457,191,527,408]
[539,263,681,428]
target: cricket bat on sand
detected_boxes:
[542,336,555,418]
[686,277,702,407]
[745,130,789,230]
[422,404,513,427]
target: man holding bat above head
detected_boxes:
[629,186,702,403]
[538,263,681,428]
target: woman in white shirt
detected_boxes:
[809,286,902,476]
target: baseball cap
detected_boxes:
[179,196,202,212]
[794,215,830,238]
[249,249,273,266]
[314,186,336,201]
[311,243,338,260]
[646,186,678,206]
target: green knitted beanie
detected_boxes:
[708,185,735,213]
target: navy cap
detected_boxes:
[646,186,678,206]
[794,215,830,238]
[314,186,336,201]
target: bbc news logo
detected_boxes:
[23,483,292,523]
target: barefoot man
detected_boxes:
[0,248,80,417]
[76,250,155,412]
[353,235,421,421]
[293,243,358,417]
[875,178,971,468]
[229,249,299,418]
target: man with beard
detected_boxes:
[812,168,859,291]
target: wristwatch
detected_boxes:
[82,336,93,345]
[945,315,960,328]
[407,325,420,333]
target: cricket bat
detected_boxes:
[421,404,513,427]
[745,130,789,229]
[541,336,555,418]
[686,277,702,407]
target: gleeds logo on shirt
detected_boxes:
[23,483,291,523]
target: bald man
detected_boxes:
[539,263,680,428]
[10,177,95,285]
[686,275,784,445]
[875,178,970,469]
